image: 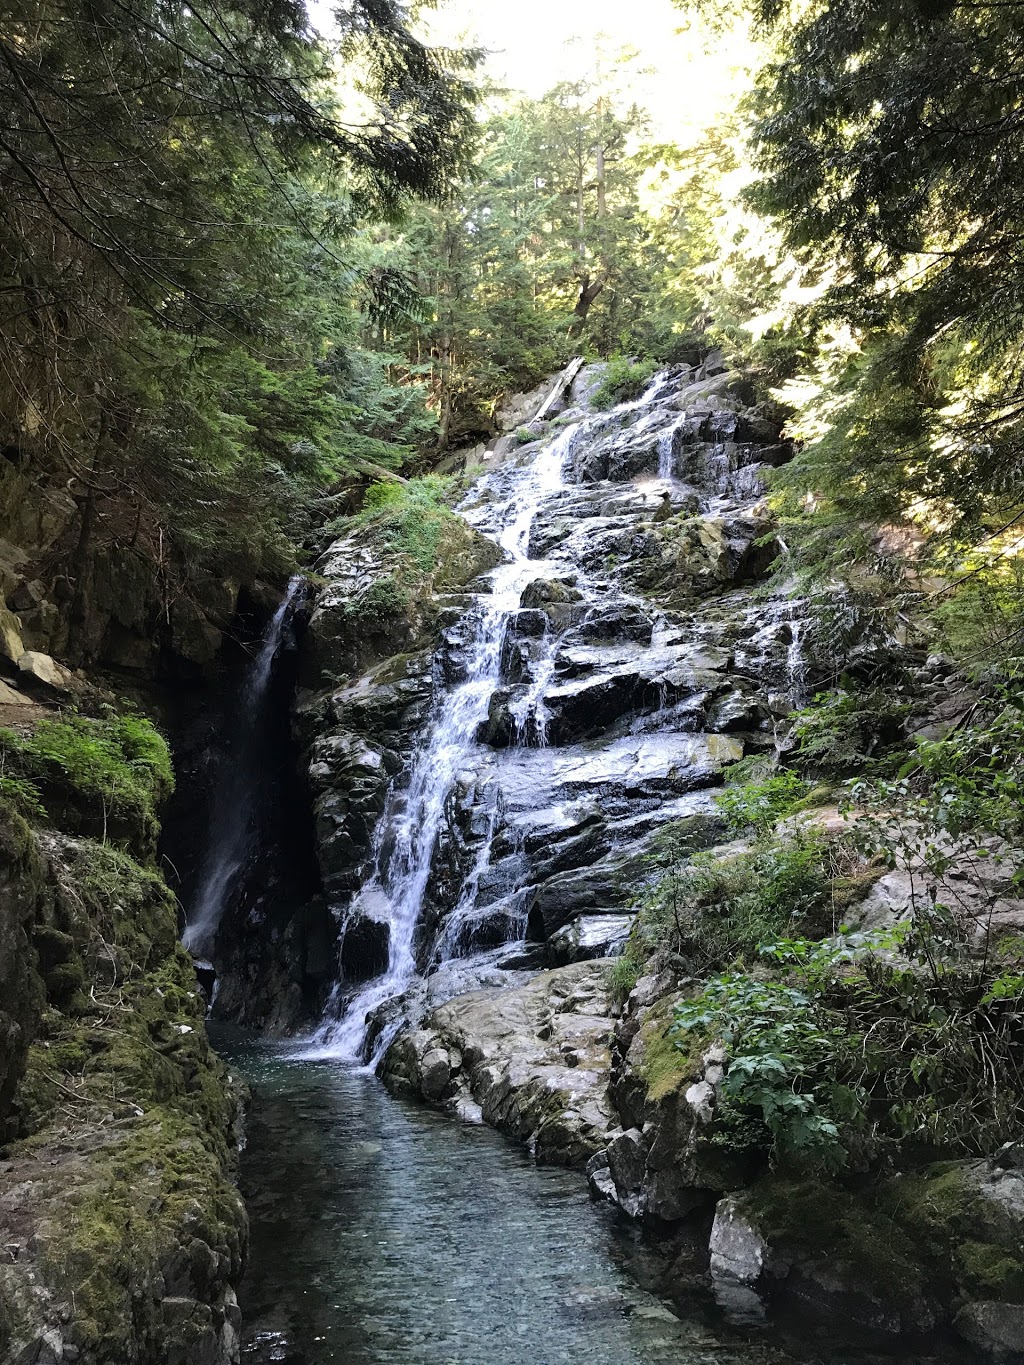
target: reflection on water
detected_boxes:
[224,1035,792,1365]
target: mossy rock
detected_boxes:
[879,1160,1024,1306]
[0,774,246,1361]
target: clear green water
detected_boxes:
[226,1037,793,1365]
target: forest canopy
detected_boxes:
[4,0,1024,670]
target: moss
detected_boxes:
[744,1176,928,1298]
[957,1240,1024,1299]
[642,997,702,1102]
[830,862,886,912]
[878,1161,1024,1303]
[34,1104,245,1354]
[0,713,174,857]
[0,789,246,1356]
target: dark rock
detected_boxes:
[340,896,392,982]
[520,578,584,609]
[954,1301,1024,1363]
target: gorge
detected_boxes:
[4,0,1024,1360]
[203,362,1024,1363]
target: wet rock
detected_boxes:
[527,857,641,939]
[606,1127,648,1218]
[419,1047,452,1101]
[576,604,654,644]
[520,578,584,609]
[710,1196,766,1283]
[954,1301,1024,1362]
[708,1196,770,1326]
[547,913,634,965]
[340,892,392,982]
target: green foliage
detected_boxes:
[791,686,911,777]
[716,765,809,832]
[350,476,461,574]
[674,919,1024,1171]
[636,829,837,972]
[675,969,847,1167]
[729,0,1024,602]
[590,359,658,411]
[0,773,45,819]
[848,685,1024,889]
[666,692,1024,1172]
[0,0,477,653]
[0,713,174,854]
[608,955,641,996]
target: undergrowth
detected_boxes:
[590,357,658,411]
[0,713,173,854]
[623,687,1024,1175]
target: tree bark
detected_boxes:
[569,275,604,338]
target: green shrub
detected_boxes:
[590,357,658,411]
[514,425,536,445]
[716,765,810,833]
[674,919,1024,1171]
[0,712,174,853]
[636,832,837,973]
[791,685,911,777]
[341,574,410,628]
[352,475,460,571]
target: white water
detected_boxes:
[303,423,583,1063]
[183,576,304,956]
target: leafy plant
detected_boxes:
[635,831,839,972]
[716,766,810,833]
[791,686,911,777]
[590,358,658,411]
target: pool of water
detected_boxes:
[223,1035,792,1365]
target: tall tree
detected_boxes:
[728,0,1024,543]
[0,0,477,655]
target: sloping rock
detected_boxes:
[383,961,617,1166]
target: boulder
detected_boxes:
[16,650,75,692]
[382,961,618,1167]
[520,578,584,609]
[954,1301,1024,1362]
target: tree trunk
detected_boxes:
[569,275,604,338]
[596,141,607,218]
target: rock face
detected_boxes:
[0,768,246,1364]
[0,461,252,679]
[296,360,1024,1361]
[382,961,618,1166]
[302,359,803,1038]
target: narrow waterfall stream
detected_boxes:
[184,575,305,955]
[303,421,585,1064]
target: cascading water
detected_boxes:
[183,576,305,956]
[306,423,583,1063]
[301,359,803,1069]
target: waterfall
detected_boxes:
[304,422,584,1063]
[300,362,798,1068]
[183,576,305,956]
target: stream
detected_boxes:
[224,1033,792,1365]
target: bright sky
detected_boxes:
[422,0,755,143]
[310,0,756,147]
